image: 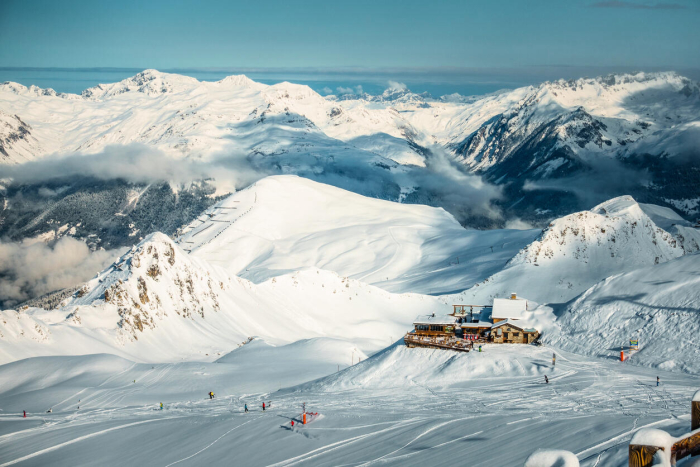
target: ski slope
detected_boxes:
[0,345,697,467]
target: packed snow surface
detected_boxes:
[1,345,698,466]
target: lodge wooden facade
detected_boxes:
[491,320,539,344]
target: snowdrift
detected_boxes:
[179,175,538,294]
[295,343,551,391]
[544,252,700,373]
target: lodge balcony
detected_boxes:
[403,331,482,352]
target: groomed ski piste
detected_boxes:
[1,345,699,466]
[1,176,700,466]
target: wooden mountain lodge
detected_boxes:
[404,293,540,352]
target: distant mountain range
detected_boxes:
[1,70,699,250]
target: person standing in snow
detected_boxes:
[262,402,266,411]
[244,403,248,413]
[657,376,660,387]
[545,375,549,384]
[160,402,163,410]
[290,420,294,428]
[23,410,26,418]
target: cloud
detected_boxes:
[387,80,408,92]
[590,1,686,9]
[0,237,119,308]
[319,86,333,95]
[523,157,651,208]
[3,144,269,194]
[410,146,503,220]
[336,86,355,94]
[505,218,535,230]
[354,85,364,95]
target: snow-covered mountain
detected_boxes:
[1,175,698,376]
[451,195,696,305]
[0,230,439,364]
[176,175,539,295]
[1,70,698,242]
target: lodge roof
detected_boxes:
[492,319,537,333]
[492,297,528,320]
[460,322,493,328]
[413,314,457,326]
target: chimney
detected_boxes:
[511,293,517,300]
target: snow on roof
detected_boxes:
[413,314,457,326]
[492,297,528,319]
[491,319,536,333]
[694,390,700,402]
[460,322,492,328]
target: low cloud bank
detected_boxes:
[0,237,119,309]
[523,158,651,209]
[3,144,267,194]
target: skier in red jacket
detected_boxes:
[262,402,266,411]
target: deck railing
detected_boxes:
[403,333,477,352]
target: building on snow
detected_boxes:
[405,293,539,350]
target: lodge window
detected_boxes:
[430,325,443,332]
[416,325,429,331]
[513,332,520,337]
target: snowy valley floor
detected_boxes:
[0,345,698,466]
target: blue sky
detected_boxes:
[1,0,698,70]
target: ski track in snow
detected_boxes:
[0,347,696,466]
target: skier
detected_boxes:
[244,403,248,413]
[552,353,556,366]
[209,391,215,400]
[478,345,482,352]
[657,376,660,387]
[262,402,266,411]
[545,375,549,384]
[23,410,26,418]
[160,402,163,410]
[47,408,52,413]
[290,420,294,428]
